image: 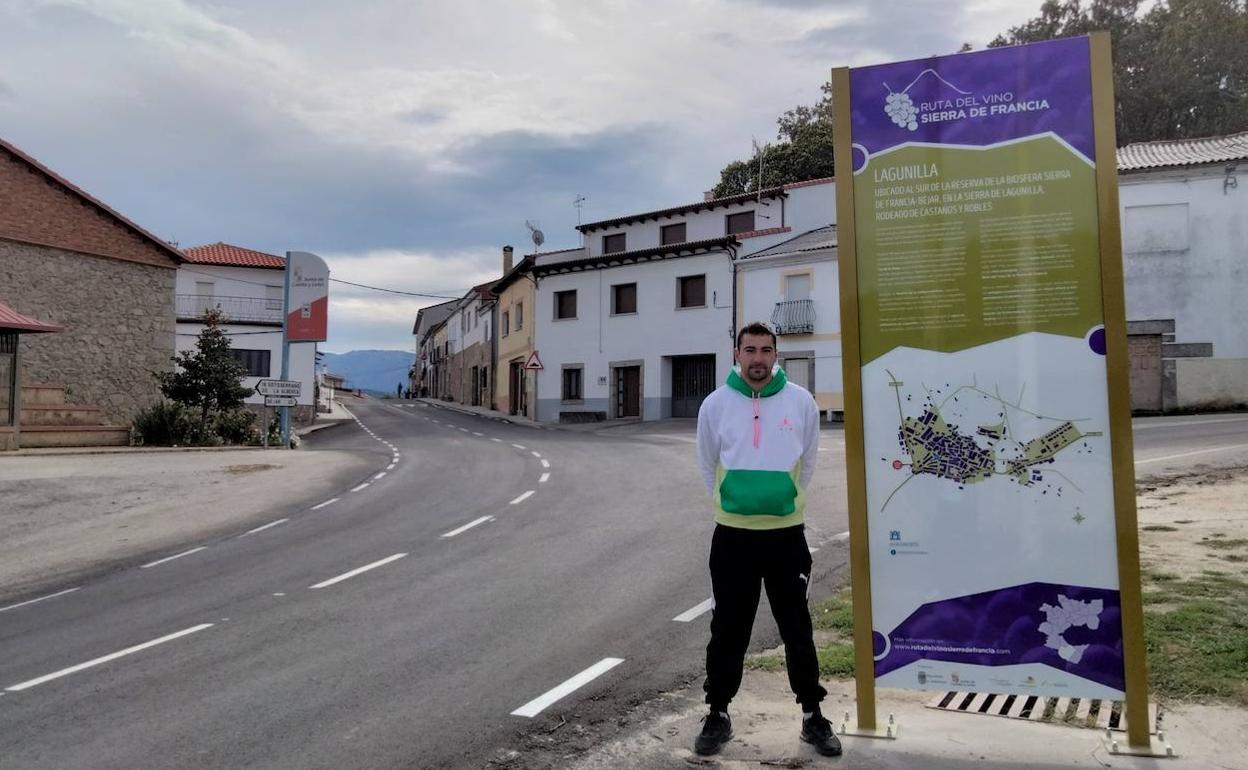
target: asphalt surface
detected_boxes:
[0,404,1244,769]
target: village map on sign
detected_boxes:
[880,369,1104,513]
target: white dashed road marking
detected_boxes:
[540,459,550,469]
[0,588,81,614]
[310,553,407,589]
[351,483,370,492]
[510,491,535,505]
[242,518,288,536]
[673,598,714,623]
[511,658,625,718]
[5,623,214,692]
[539,473,550,483]
[441,516,495,538]
[312,498,340,510]
[141,547,208,569]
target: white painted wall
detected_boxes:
[738,251,843,412]
[1120,165,1247,357]
[175,264,315,406]
[572,179,837,260]
[534,250,735,422]
[174,324,316,406]
[1176,358,1248,409]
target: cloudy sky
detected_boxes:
[0,0,1038,352]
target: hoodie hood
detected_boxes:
[726,363,787,398]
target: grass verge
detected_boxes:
[749,572,1248,706]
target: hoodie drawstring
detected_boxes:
[752,392,761,449]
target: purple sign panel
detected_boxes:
[848,36,1096,168]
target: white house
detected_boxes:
[736,224,842,417]
[1117,131,1248,411]
[532,178,837,423]
[177,243,317,419]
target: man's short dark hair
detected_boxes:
[736,321,777,349]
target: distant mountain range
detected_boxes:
[321,350,414,396]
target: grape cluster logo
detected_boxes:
[885,92,918,131]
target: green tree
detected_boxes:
[711,82,837,197]
[156,308,254,435]
[990,0,1248,145]
[710,0,1248,192]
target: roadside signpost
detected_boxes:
[280,251,329,447]
[833,33,1162,755]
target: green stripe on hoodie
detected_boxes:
[697,364,820,530]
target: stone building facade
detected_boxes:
[0,137,181,424]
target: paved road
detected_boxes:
[0,404,1243,768]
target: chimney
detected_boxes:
[502,245,514,274]
[704,190,716,202]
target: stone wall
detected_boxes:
[0,240,175,424]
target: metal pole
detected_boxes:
[281,252,292,448]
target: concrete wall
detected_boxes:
[1176,358,1248,410]
[534,250,734,422]
[1120,165,1247,358]
[738,251,844,412]
[0,240,175,423]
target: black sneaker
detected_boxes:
[694,711,733,755]
[800,711,842,757]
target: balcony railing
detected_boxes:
[176,294,284,325]
[771,299,815,335]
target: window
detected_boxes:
[555,290,577,319]
[612,283,637,315]
[562,367,583,401]
[602,232,626,254]
[678,275,706,308]
[726,210,755,235]
[264,284,283,311]
[228,348,271,378]
[784,273,812,301]
[195,280,215,297]
[660,222,686,245]
[516,301,524,330]
[502,310,510,336]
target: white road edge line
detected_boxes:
[510,658,625,718]
[539,472,550,483]
[312,497,341,510]
[374,472,387,480]
[140,547,208,569]
[540,459,550,469]
[510,490,535,505]
[441,516,495,538]
[387,463,396,471]
[530,451,542,458]
[351,483,370,492]
[310,553,407,589]
[512,444,527,450]
[242,518,289,536]
[673,598,714,623]
[1137,443,1248,465]
[491,438,503,443]
[0,587,81,614]
[5,623,214,692]
[473,432,484,437]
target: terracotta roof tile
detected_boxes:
[0,302,63,333]
[183,242,286,269]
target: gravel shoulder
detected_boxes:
[0,447,377,603]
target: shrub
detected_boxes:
[132,401,196,446]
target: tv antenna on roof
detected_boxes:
[573,194,587,226]
[525,220,545,254]
[752,137,773,220]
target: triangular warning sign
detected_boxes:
[524,350,544,370]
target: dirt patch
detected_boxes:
[224,463,282,475]
[1136,465,1248,580]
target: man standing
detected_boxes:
[693,321,841,757]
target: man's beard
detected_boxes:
[746,364,769,382]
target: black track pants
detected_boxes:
[703,523,827,711]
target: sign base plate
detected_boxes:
[838,711,899,740]
[1104,731,1177,758]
